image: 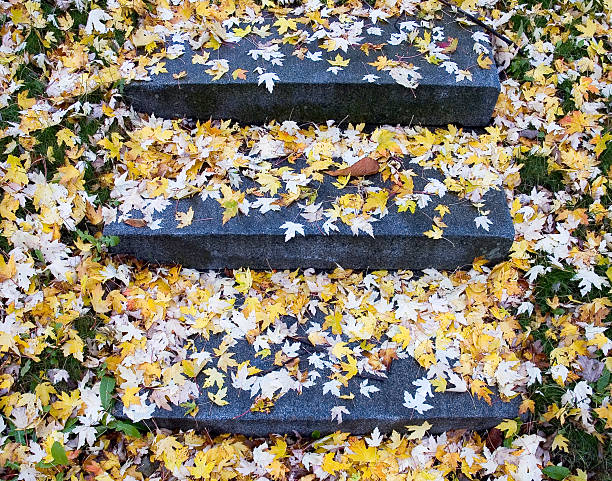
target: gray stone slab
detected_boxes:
[125,11,500,126]
[104,161,514,271]
[113,317,520,436]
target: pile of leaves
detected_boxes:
[0,0,611,480]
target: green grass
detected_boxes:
[517,154,565,194]
[16,315,98,393]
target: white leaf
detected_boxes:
[280,221,305,242]
[402,391,433,414]
[85,9,112,35]
[359,379,380,398]
[474,215,492,231]
[365,427,383,447]
[331,405,349,423]
[257,72,280,93]
[573,268,609,296]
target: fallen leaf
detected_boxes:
[124,218,148,228]
[326,157,379,177]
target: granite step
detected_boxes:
[124,11,500,126]
[104,161,514,271]
[113,315,520,436]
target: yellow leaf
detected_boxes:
[405,421,432,440]
[327,54,349,67]
[431,377,447,392]
[477,53,493,69]
[192,53,210,64]
[391,326,411,349]
[321,452,350,474]
[372,129,397,153]
[273,17,297,35]
[332,341,352,359]
[35,382,57,406]
[233,25,252,37]
[17,90,36,109]
[270,438,288,458]
[0,255,16,282]
[551,433,569,452]
[172,71,187,80]
[519,398,535,415]
[50,390,82,421]
[594,404,612,429]
[470,379,493,405]
[347,439,377,463]
[496,419,518,438]
[151,62,167,75]
[434,204,450,217]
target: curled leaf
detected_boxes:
[326,157,379,177]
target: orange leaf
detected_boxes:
[326,157,379,177]
[232,68,248,80]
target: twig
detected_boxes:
[438,0,519,49]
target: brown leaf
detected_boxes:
[485,428,503,451]
[326,157,379,177]
[124,218,147,228]
[378,347,398,369]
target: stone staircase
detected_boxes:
[106,9,519,436]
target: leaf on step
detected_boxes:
[124,218,147,228]
[326,157,379,177]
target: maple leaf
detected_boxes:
[347,439,377,463]
[208,387,229,406]
[217,185,243,224]
[258,72,280,93]
[551,433,569,452]
[573,268,609,296]
[405,421,432,440]
[85,9,111,34]
[403,391,433,414]
[594,404,612,428]
[327,54,350,67]
[496,419,519,438]
[424,225,443,239]
[331,341,352,359]
[477,53,493,69]
[279,221,304,242]
[273,17,297,34]
[176,207,194,228]
[331,405,349,423]
[321,452,350,474]
[0,255,16,282]
[373,129,398,153]
[50,390,82,421]
[470,379,493,405]
[391,326,411,349]
[232,68,248,80]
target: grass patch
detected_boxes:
[16,315,98,393]
[517,154,565,194]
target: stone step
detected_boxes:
[104,162,514,271]
[125,11,500,126]
[113,318,520,437]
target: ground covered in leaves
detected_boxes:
[0,0,611,480]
